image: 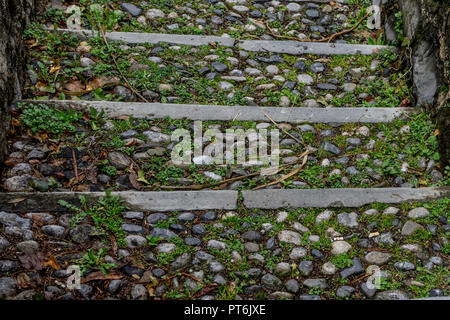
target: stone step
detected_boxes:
[4,103,445,193]
[242,187,450,209]
[50,28,394,55]
[51,28,236,47]
[23,100,416,123]
[238,40,395,56]
[26,29,406,107]
[0,190,238,212]
[0,187,448,212]
[44,0,376,44]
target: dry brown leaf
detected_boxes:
[50,65,61,74]
[82,271,123,283]
[73,183,90,192]
[87,166,98,184]
[77,41,91,53]
[129,172,141,190]
[8,198,26,205]
[65,80,85,92]
[18,252,46,271]
[125,139,137,147]
[90,76,121,89]
[51,158,67,166]
[16,273,31,289]
[44,255,60,270]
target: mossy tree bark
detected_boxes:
[0,0,36,170]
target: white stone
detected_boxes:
[297,74,314,85]
[146,8,165,20]
[331,241,352,255]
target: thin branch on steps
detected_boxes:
[255,11,370,43]
[98,26,149,103]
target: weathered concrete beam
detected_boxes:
[242,187,450,209]
[1,188,448,212]
[50,28,236,47]
[21,100,416,124]
[238,40,396,56]
[47,29,392,56]
[0,191,238,212]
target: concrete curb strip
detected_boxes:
[242,187,450,209]
[0,188,448,212]
[22,100,416,123]
[49,28,236,47]
[0,191,238,212]
[48,29,393,56]
[237,40,396,56]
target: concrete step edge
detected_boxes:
[1,187,448,212]
[19,100,417,124]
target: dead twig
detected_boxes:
[262,111,306,148]
[255,11,370,43]
[252,150,310,190]
[98,27,149,103]
[182,273,202,283]
[72,149,78,182]
[159,171,261,190]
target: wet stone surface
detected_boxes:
[0,200,448,300]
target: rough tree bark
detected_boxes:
[386,0,450,168]
[0,0,36,170]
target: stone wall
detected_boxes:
[0,0,36,170]
[386,0,450,168]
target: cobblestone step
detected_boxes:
[1,196,448,300]
[43,0,377,44]
[5,103,445,193]
[25,29,406,108]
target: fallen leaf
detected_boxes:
[27,39,39,49]
[125,139,137,147]
[65,80,85,92]
[50,65,61,74]
[77,41,91,53]
[4,158,22,166]
[8,198,26,205]
[137,170,150,185]
[129,172,141,190]
[16,273,31,289]
[44,255,60,270]
[18,252,46,271]
[87,166,98,184]
[146,286,155,297]
[82,271,123,283]
[73,183,90,192]
[90,76,121,89]
[434,129,440,136]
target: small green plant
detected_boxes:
[19,103,83,135]
[147,236,163,246]
[368,33,385,45]
[58,190,129,246]
[394,11,409,46]
[330,254,353,269]
[74,248,116,275]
